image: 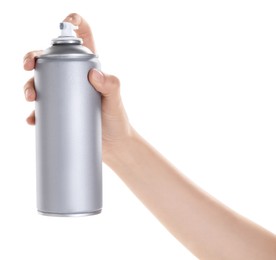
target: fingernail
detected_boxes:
[92,69,104,84]
[66,16,73,22]
[64,13,81,25]
[24,58,31,66]
[25,88,33,100]
[65,16,74,23]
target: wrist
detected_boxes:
[102,125,138,166]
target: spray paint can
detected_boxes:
[34,22,102,216]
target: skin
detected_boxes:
[23,13,276,260]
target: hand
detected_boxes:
[23,13,133,161]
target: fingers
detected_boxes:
[23,52,40,126]
[26,110,35,125]
[24,13,95,127]
[23,50,43,71]
[64,13,96,54]
[24,77,36,101]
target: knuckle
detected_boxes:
[109,75,120,90]
[23,50,43,62]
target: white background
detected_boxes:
[1,0,276,259]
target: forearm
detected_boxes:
[105,129,276,260]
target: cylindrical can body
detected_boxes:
[34,44,102,216]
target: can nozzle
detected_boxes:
[59,22,78,37]
[52,22,82,45]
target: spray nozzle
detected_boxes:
[59,22,78,37]
[52,22,82,45]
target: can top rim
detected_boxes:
[51,36,82,45]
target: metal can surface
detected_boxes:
[34,23,102,216]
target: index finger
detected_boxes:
[64,13,96,54]
[23,50,44,71]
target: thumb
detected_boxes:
[89,69,121,98]
[89,69,122,112]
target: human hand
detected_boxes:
[23,13,133,161]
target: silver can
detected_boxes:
[34,22,102,216]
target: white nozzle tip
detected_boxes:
[59,22,78,37]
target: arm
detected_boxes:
[105,129,276,260]
[24,13,276,260]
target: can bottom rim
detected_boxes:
[38,209,102,217]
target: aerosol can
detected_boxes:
[34,22,102,216]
